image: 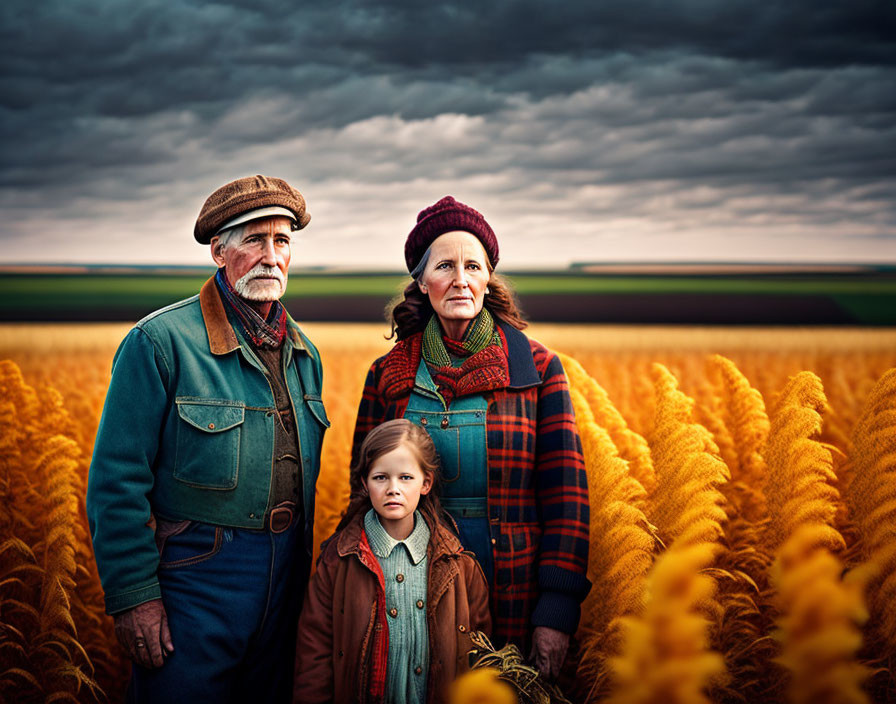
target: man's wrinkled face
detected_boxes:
[211,216,293,301]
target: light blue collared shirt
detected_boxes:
[364,510,430,704]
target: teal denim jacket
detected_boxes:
[86,279,329,614]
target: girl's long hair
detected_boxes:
[388,272,527,341]
[335,418,454,534]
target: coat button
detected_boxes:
[396,574,404,583]
[491,538,497,545]
[416,599,424,609]
[389,608,398,618]
[420,417,428,426]
[458,624,466,632]
[414,666,423,675]
[440,416,449,429]
[207,423,215,429]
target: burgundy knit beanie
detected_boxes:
[404,196,499,272]
[194,175,311,243]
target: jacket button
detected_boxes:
[491,538,496,545]
[414,666,423,675]
[396,574,404,583]
[420,417,428,426]
[416,599,424,609]
[207,423,215,429]
[389,608,398,618]
[338,650,344,657]
[440,416,449,429]
[458,624,466,632]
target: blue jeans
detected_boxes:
[127,521,306,704]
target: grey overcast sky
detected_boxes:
[2,1,895,268]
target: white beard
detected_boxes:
[234,265,286,301]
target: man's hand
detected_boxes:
[529,626,570,680]
[113,598,174,669]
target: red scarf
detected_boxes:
[214,268,287,348]
[429,334,509,406]
[378,327,509,405]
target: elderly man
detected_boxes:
[86,175,329,703]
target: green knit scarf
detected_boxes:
[422,309,500,369]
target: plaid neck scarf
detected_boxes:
[422,308,500,369]
[214,268,288,348]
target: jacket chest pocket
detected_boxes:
[174,399,245,490]
[303,396,330,443]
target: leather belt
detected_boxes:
[266,501,297,534]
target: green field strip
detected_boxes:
[0,275,409,305]
[3,273,896,305]
[502,275,896,295]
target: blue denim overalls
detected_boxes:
[403,359,495,584]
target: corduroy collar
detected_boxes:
[336,509,464,562]
[363,509,430,565]
[500,321,541,389]
[198,276,307,355]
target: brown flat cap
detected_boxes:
[194,175,311,243]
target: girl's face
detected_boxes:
[362,442,433,540]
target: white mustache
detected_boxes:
[237,265,285,285]
[233,264,286,301]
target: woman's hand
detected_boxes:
[529,626,570,680]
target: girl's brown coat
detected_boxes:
[294,513,492,703]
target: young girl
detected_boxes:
[294,418,491,704]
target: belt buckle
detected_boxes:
[268,504,295,533]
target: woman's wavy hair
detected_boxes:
[335,418,453,534]
[388,270,527,341]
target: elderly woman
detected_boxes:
[351,196,590,678]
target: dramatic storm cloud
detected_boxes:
[1,0,894,266]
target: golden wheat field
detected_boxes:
[2,322,896,703]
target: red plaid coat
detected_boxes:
[352,321,590,649]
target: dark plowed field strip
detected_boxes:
[2,270,894,324]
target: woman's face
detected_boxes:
[420,231,491,337]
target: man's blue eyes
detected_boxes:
[243,236,290,244]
